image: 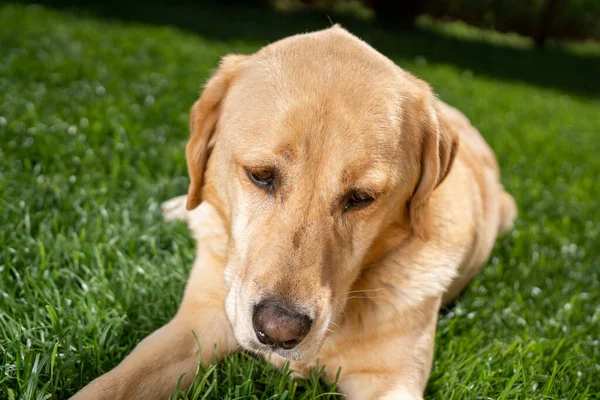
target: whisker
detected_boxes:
[330,297,347,317]
[328,321,351,341]
[346,287,385,295]
[345,295,387,301]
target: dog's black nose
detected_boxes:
[252,301,312,350]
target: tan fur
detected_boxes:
[73,26,516,400]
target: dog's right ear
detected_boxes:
[186,54,249,210]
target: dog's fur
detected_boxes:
[73,26,516,400]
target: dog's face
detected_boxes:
[185,27,457,360]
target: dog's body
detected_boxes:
[73,27,516,400]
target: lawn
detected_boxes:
[1,1,599,399]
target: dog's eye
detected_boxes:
[247,167,275,188]
[344,190,374,211]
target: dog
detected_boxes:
[73,26,516,400]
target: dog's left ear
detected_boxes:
[186,54,249,210]
[409,92,459,239]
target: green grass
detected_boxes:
[1,2,599,399]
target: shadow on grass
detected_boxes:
[13,0,600,99]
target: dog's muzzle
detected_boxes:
[252,301,313,350]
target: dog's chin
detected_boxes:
[242,342,307,361]
[238,337,322,362]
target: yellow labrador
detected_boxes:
[73,26,516,399]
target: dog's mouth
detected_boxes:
[240,300,329,361]
[225,276,334,361]
[243,338,310,361]
[230,299,331,361]
[241,323,330,361]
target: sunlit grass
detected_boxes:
[0,2,598,399]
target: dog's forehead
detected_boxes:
[223,88,401,169]
[221,28,412,158]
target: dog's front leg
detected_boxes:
[73,202,236,400]
[324,296,440,400]
[72,305,236,400]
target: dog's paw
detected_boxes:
[161,195,189,222]
[380,388,422,400]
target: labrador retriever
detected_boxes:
[73,26,516,400]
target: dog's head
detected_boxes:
[184,27,457,360]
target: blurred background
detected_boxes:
[13,0,600,44]
[28,0,600,45]
[279,0,600,45]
